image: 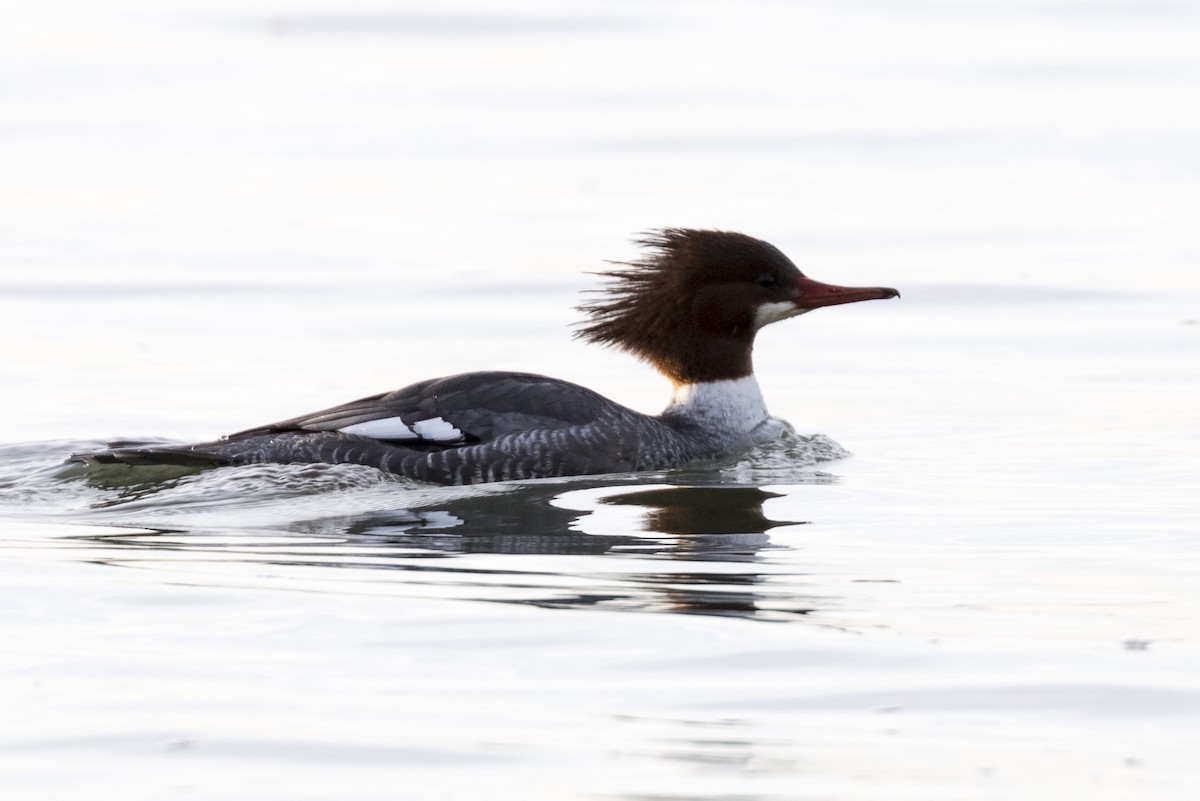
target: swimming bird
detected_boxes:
[74,229,898,484]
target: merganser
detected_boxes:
[74,229,898,485]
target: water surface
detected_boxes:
[2,1,1199,799]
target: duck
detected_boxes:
[73,229,898,484]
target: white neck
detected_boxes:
[662,376,769,434]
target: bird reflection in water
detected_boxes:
[72,481,823,621]
[589,486,811,618]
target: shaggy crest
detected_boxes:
[574,228,795,384]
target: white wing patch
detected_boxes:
[337,416,463,442]
[338,417,416,440]
[412,417,464,442]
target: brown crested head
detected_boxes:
[574,228,899,385]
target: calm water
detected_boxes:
[3,1,1199,799]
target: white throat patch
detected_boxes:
[753,300,805,330]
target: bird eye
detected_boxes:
[756,274,777,288]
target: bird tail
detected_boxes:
[67,440,232,469]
